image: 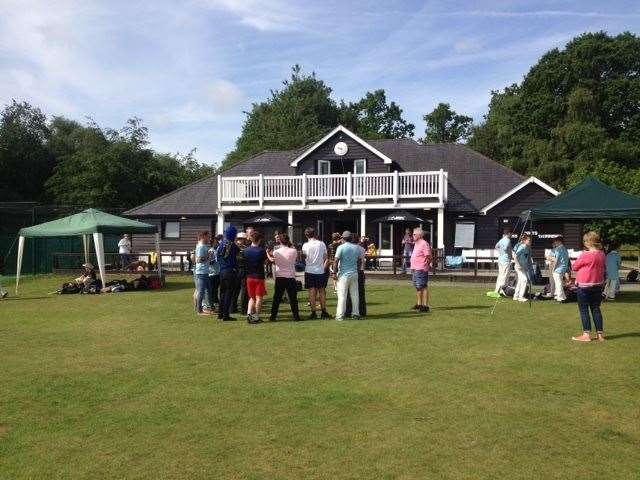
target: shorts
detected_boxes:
[305,272,328,289]
[412,270,429,290]
[246,277,267,299]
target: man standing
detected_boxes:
[549,235,570,303]
[401,228,414,274]
[216,226,239,321]
[494,228,513,295]
[301,227,331,319]
[118,234,132,270]
[346,236,367,318]
[231,231,249,314]
[244,230,268,324]
[332,231,361,321]
[410,228,432,312]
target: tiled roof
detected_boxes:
[125,139,524,216]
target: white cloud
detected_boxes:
[198,0,305,31]
[442,10,640,19]
[453,39,481,53]
[206,79,245,113]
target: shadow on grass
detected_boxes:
[604,332,640,340]
[4,295,53,301]
[604,292,640,304]
[434,305,491,311]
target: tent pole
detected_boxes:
[15,236,25,295]
[155,232,162,278]
[82,234,90,264]
[93,233,107,286]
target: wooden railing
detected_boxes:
[218,170,447,207]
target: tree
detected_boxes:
[224,65,341,168]
[339,90,414,139]
[421,103,473,143]
[0,101,53,201]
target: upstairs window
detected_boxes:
[162,221,181,239]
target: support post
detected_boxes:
[437,207,445,250]
[301,173,307,207]
[92,232,107,286]
[15,236,25,294]
[155,232,162,278]
[217,175,222,209]
[82,234,90,264]
[393,170,399,206]
[439,168,444,205]
[360,209,366,238]
[347,171,352,207]
[287,210,293,241]
[216,211,225,235]
[258,173,264,208]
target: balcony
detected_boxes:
[217,170,448,210]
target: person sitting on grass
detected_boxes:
[604,241,622,300]
[332,231,361,321]
[244,230,268,324]
[75,263,97,287]
[512,234,532,303]
[410,228,432,312]
[267,233,301,322]
[571,231,606,342]
[549,236,570,303]
[194,231,213,317]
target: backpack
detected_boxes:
[627,269,639,282]
[60,282,80,294]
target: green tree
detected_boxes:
[339,89,414,139]
[0,101,53,201]
[421,103,473,143]
[224,65,341,168]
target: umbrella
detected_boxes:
[244,212,286,224]
[373,210,424,223]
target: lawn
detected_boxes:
[1,275,639,480]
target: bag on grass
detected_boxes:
[627,269,638,282]
[60,282,81,294]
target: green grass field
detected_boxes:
[1,275,639,479]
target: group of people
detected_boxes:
[191,225,434,323]
[494,228,624,342]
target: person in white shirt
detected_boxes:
[301,227,331,319]
[118,234,132,270]
[345,235,367,317]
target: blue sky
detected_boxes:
[1,0,640,166]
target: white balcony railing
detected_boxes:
[218,170,447,208]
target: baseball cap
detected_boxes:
[342,230,352,239]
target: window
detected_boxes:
[454,222,475,248]
[318,160,331,175]
[379,223,392,250]
[354,159,366,174]
[163,221,180,239]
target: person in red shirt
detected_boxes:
[571,231,607,342]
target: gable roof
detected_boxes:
[479,177,559,214]
[290,125,393,167]
[125,135,532,216]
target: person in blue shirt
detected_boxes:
[549,236,570,302]
[332,231,362,320]
[604,241,622,300]
[194,231,213,316]
[512,234,532,302]
[494,228,513,295]
[216,226,239,321]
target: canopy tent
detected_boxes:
[243,212,286,225]
[16,209,160,293]
[522,176,640,222]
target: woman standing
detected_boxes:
[571,231,607,342]
[267,234,301,322]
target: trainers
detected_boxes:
[309,312,318,320]
[419,305,430,313]
[320,310,331,319]
[412,304,421,310]
[351,315,361,320]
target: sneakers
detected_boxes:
[419,305,430,313]
[247,314,263,324]
[411,304,421,310]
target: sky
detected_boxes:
[1,0,640,166]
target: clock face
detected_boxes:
[334,141,348,156]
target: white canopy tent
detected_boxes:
[16,209,161,293]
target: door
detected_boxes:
[353,159,366,200]
[318,160,331,175]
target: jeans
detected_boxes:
[219,269,239,319]
[345,270,366,317]
[210,274,220,305]
[336,273,359,319]
[270,277,300,320]
[577,285,604,332]
[194,274,212,313]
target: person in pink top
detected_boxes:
[410,227,432,313]
[267,233,301,322]
[571,231,607,342]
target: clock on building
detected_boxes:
[334,141,348,156]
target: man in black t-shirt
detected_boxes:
[244,230,267,323]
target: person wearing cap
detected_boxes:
[75,262,97,287]
[118,234,132,270]
[216,226,240,321]
[231,231,249,315]
[332,231,361,321]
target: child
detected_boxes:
[549,236,570,302]
[194,231,213,316]
[604,241,622,300]
[512,234,532,302]
[571,231,606,342]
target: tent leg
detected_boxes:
[83,234,90,264]
[93,233,107,286]
[155,232,162,278]
[15,236,25,295]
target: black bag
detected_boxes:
[60,282,80,294]
[627,269,639,282]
